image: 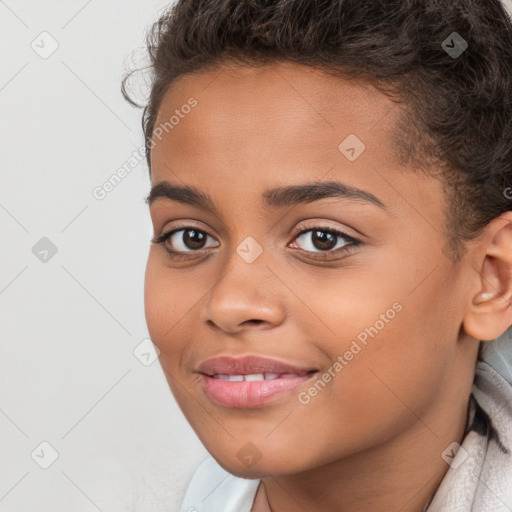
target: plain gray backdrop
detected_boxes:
[1,1,207,511]
[2,1,512,511]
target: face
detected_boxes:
[144,61,477,478]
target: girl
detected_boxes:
[122,1,512,510]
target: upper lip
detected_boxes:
[197,355,317,376]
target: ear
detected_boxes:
[463,211,512,341]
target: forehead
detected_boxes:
[151,61,400,174]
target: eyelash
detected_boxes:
[151,224,362,261]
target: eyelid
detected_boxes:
[292,219,360,240]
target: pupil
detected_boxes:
[312,230,336,250]
[184,229,206,249]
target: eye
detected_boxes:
[289,226,361,258]
[151,225,218,257]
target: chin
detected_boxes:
[208,449,306,479]
[221,464,268,479]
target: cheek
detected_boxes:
[144,260,194,407]
[144,255,187,353]
[276,317,445,468]
[307,277,454,427]
[144,254,208,380]
[144,257,167,342]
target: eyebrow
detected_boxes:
[145,179,388,214]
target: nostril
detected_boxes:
[243,319,264,326]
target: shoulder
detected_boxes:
[179,455,261,512]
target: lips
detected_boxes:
[197,355,317,378]
[196,355,318,408]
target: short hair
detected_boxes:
[122,0,512,262]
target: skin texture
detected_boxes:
[144,61,512,512]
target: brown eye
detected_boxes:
[295,227,355,251]
[152,227,219,255]
[310,230,338,250]
[292,227,357,253]
[180,229,207,250]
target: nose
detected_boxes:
[199,250,286,335]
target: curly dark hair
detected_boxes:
[121,0,512,262]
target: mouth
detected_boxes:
[196,355,318,408]
[200,372,318,408]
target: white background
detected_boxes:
[1,1,207,511]
[1,1,512,511]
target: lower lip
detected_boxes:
[200,373,317,408]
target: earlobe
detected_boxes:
[473,291,495,304]
[463,212,512,341]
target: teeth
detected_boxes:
[244,373,265,381]
[214,374,244,382]
[212,372,302,381]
